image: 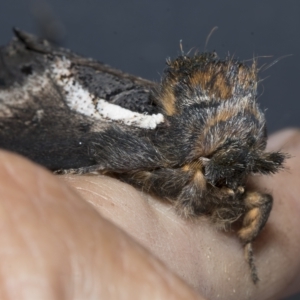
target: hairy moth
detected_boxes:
[0,30,286,283]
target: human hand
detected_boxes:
[0,151,199,299]
[0,129,299,299]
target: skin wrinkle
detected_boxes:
[0,171,46,268]
[155,199,225,285]
[67,176,188,272]
[0,187,65,297]
[68,176,146,221]
[77,177,202,298]
[146,194,178,219]
[74,173,226,290]
[169,230,195,282]
[6,166,66,297]
[60,175,202,298]
[53,214,94,299]
[4,152,195,299]
[75,188,119,219]
[75,186,112,203]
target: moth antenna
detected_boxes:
[257,83,265,100]
[179,39,184,56]
[204,26,218,51]
[257,75,271,85]
[186,47,196,56]
[243,55,272,63]
[261,54,293,72]
[257,63,267,73]
[226,52,236,62]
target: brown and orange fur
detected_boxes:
[66,52,286,283]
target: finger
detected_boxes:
[0,150,200,300]
[266,128,300,152]
[61,128,300,300]
[63,173,262,299]
[255,129,300,299]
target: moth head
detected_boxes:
[201,141,286,189]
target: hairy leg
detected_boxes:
[238,192,273,283]
[119,166,209,217]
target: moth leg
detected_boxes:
[119,168,192,200]
[206,186,245,231]
[238,192,273,283]
[176,166,208,217]
[119,165,209,217]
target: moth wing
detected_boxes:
[0,30,163,171]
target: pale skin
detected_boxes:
[0,129,299,299]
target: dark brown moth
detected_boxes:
[0,29,286,283]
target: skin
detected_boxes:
[0,129,299,299]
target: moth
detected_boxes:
[0,29,286,283]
